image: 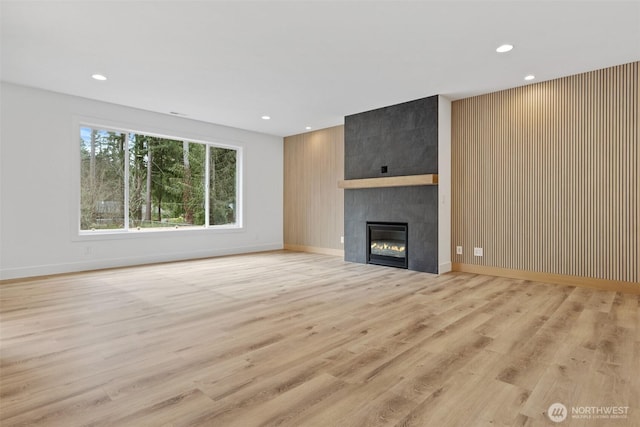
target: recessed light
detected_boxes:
[305,126,312,130]
[496,44,513,53]
[91,74,107,81]
[261,115,271,120]
[524,74,535,81]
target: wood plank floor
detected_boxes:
[1,251,638,426]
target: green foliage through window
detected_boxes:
[80,126,239,231]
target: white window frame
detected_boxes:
[72,118,243,239]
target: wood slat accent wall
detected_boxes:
[451,62,639,284]
[284,125,345,253]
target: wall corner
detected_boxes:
[438,95,452,273]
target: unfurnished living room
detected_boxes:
[0,1,638,426]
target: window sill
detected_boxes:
[74,225,244,242]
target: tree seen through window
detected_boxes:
[80,127,238,231]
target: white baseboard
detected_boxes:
[0,243,283,281]
[438,261,452,274]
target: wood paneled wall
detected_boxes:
[452,62,639,285]
[284,126,344,254]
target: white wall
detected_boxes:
[438,95,452,274]
[0,83,283,280]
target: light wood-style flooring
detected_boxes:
[1,251,638,426]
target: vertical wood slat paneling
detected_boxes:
[452,62,639,284]
[283,126,344,251]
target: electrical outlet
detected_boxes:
[456,246,463,255]
[340,236,344,244]
[473,247,483,257]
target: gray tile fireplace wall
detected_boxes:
[344,95,439,273]
[345,187,438,272]
[345,96,438,179]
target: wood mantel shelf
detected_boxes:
[338,174,438,189]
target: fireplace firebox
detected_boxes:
[367,222,408,269]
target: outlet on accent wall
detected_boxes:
[456,246,463,255]
[473,247,483,257]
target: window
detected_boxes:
[80,126,239,233]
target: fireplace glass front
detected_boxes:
[367,222,408,269]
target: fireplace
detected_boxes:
[367,222,408,269]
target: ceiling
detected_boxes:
[2,1,639,137]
